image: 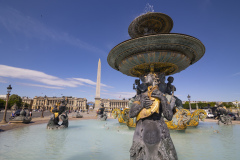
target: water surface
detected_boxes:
[0,119,239,160]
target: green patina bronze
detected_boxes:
[108,11,205,160]
[107,12,205,77]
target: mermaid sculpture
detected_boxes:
[47,98,68,129]
[216,106,232,125]
[112,108,126,124]
[187,109,207,127]
[97,103,107,121]
[129,72,178,160]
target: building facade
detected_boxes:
[22,97,33,108]
[100,99,129,110]
[32,96,87,110]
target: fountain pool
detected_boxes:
[0,119,239,160]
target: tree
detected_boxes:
[222,102,234,108]
[0,99,6,109]
[23,103,30,109]
[8,94,22,109]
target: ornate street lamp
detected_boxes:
[187,94,192,112]
[41,100,46,118]
[236,100,239,117]
[0,85,12,124]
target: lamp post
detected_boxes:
[187,94,192,113]
[41,102,45,118]
[236,100,239,117]
[0,85,12,124]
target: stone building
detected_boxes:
[100,99,129,110]
[32,96,87,110]
[22,96,33,108]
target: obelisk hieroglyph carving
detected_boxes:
[95,58,101,109]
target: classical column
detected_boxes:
[95,59,101,109]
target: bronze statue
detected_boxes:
[129,73,178,160]
[166,76,183,109]
[97,103,107,121]
[47,98,69,129]
[107,11,205,159]
[9,108,32,123]
[216,106,232,125]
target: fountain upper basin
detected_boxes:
[108,33,205,77]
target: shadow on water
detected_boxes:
[67,151,116,160]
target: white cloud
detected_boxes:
[19,83,64,89]
[0,6,106,54]
[0,64,112,89]
[0,77,7,83]
[73,78,96,85]
[73,78,112,88]
[0,65,79,87]
[233,72,240,76]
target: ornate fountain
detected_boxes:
[108,12,204,78]
[47,98,69,129]
[107,12,205,159]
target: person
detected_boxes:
[29,110,32,117]
[11,110,15,118]
[129,73,177,160]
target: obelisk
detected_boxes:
[95,58,101,110]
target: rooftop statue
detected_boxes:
[97,103,107,121]
[47,98,69,129]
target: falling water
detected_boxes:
[136,3,155,19]
[144,3,154,13]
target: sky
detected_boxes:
[0,0,240,102]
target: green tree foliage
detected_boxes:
[0,99,6,109]
[8,94,22,109]
[182,102,196,109]
[222,102,234,108]
[183,101,217,109]
[23,103,30,109]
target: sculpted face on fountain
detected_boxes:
[139,73,155,86]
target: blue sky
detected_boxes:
[0,0,240,102]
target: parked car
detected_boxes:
[228,113,236,120]
[207,112,214,118]
[14,109,21,116]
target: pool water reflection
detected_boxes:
[0,119,239,160]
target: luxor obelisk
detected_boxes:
[95,58,101,110]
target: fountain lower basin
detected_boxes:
[0,119,239,160]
